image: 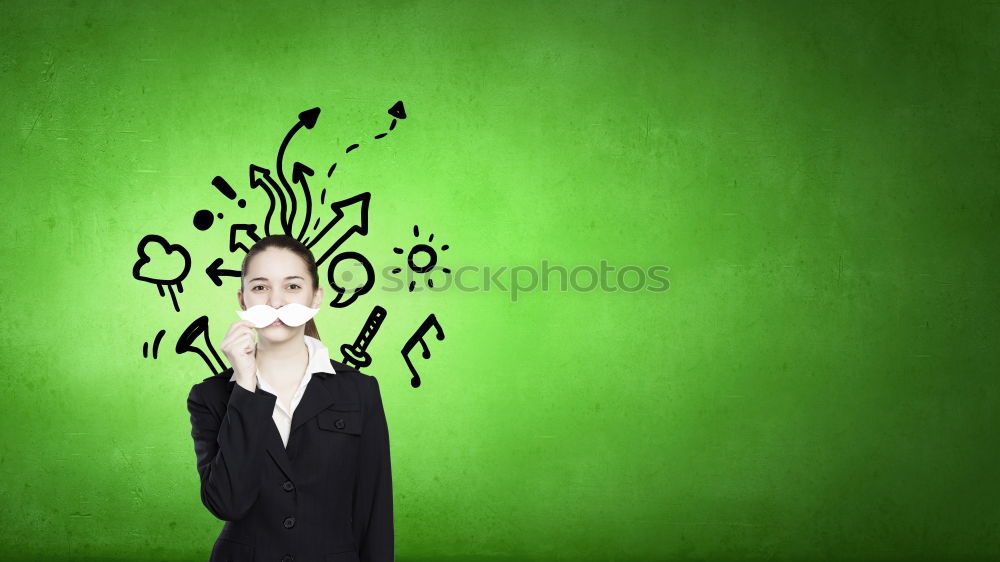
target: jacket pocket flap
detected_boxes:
[318,409,363,435]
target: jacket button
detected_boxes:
[282,516,296,529]
[281,556,294,562]
[282,480,295,492]
[334,418,345,429]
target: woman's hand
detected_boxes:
[220,320,259,390]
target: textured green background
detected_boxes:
[2,1,999,560]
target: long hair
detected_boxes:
[240,234,322,341]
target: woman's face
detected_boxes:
[238,248,323,341]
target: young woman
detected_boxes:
[186,234,393,562]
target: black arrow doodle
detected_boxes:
[327,100,406,178]
[308,192,371,267]
[387,99,406,120]
[228,223,261,254]
[291,161,314,242]
[277,107,320,241]
[205,257,241,287]
[249,164,288,237]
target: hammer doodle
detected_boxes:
[131,100,451,386]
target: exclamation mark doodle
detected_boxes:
[196,176,247,231]
[212,176,246,208]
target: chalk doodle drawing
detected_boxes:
[131,101,448,386]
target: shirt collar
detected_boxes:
[229,335,337,381]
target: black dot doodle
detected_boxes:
[193,210,214,231]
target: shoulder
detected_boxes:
[326,358,382,404]
[327,358,374,380]
[187,368,235,404]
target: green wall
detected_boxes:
[2,1,998,560]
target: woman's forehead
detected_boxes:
[246,248,307,278]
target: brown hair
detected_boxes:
[240,234,322,341]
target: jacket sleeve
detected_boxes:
[353,375,394,562]
[187,381,277,521]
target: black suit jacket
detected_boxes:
[187,359,393,562]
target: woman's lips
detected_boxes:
[269,319,285,327]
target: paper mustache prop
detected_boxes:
[237,303,321,328]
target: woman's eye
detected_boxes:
[252,286,267,291]
[289,284,301,290]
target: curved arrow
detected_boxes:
[277,107,320,240]
[249,165,289,236]
[291,161,314,242]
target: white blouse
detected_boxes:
[229,335,337,448]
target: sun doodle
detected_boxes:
[392,224,451,292]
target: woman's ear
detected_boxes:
[312,286,324,308]
[237,289,245,311]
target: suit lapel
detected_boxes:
[265,428,296,482]
[223,367,341,482]
[226,379,297,481]
[289,371,337,434]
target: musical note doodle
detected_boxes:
[401,314,445,388]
